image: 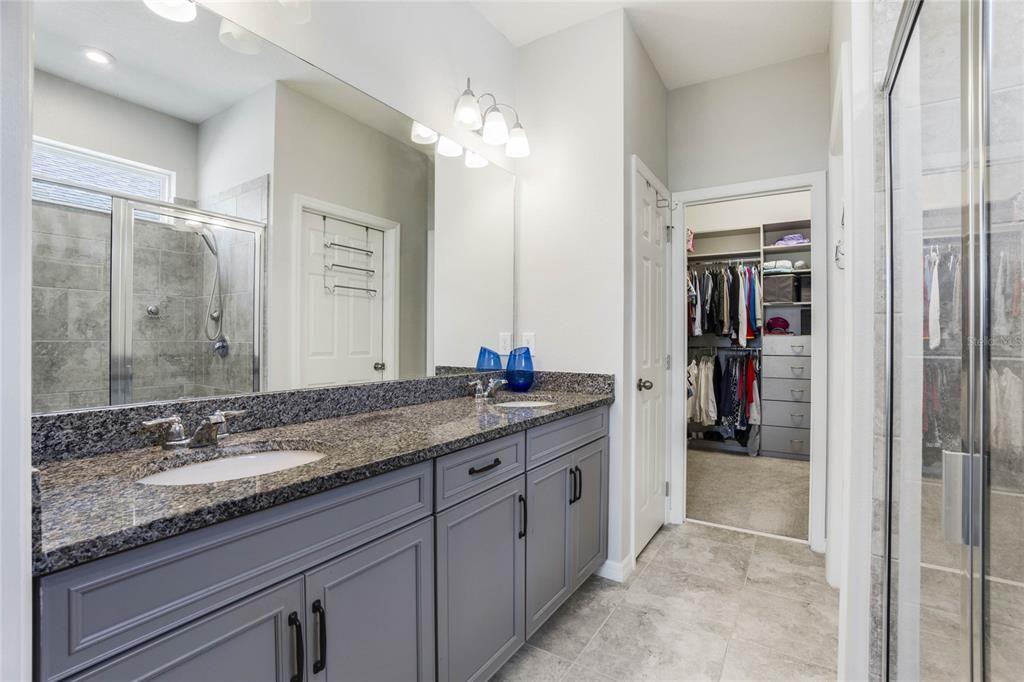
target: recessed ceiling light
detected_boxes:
[143,0,197,23]
[82,48,115,66]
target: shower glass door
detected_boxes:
[112,199,262,404]
[885,0,1024,678]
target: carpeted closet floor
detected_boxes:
[685,448,809,540]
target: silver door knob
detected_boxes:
[373,362,386,371]
[636,379,653,391]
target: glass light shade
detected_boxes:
[279,0,312,24]
[410,121,439,145]
[505,123,530,158]
[143,0,196,22]
[453,90,483,130]
[436,136,464,158]
[481,108,509,145]
[464,150,488,169]
[218,19,263,55]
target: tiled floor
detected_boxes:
[494,522,838,681]
[685,449,810,540]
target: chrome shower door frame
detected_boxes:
[109,198,266,405]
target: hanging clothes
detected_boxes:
[928,254,941,350]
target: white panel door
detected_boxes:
[301,211,384,386]
[634,172,668,554]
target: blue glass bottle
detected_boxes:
[505,347,535,392]
[475,346,502,372]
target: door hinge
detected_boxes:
[665,354,671,370]
[665,224,674,242]
[665,481,670,497]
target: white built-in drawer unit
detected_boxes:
[761,425,811,456]
[762,334,811,357]
[761,378,810,403]
[763,355,811,380]
[762,400,811,429]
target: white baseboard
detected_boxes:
[596,555,636,583]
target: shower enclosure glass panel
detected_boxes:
[885,0,1024,678]
[113,200,261,405]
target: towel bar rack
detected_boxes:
[324,241,374,256]
[324,283,377,297]
[325,263,375,276]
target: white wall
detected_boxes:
[196,83,275,204]
[433,154,515,367]
[205,1,518,169]
[269,83,431,388]
[33,70,200,200]
[516,9,631,575]
[667,53,830,191]
[624,17,668,185]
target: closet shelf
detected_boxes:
[764,269,811,276]
[689,248,761,260]
[764,301,812,307]
[763,243,811,252]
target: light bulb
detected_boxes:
[464,150,488,169]
[481,108,509,145]
[436,136,464,158]
[453,81,483,131]
[505,123,530,158]
[143,0,196,23]
[410,121,439,145]
[218,19,262,55]
[82,48,115,66]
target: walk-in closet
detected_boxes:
[680,188,823,540]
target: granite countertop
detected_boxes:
[34,391,612,576]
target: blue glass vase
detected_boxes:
[475,346,502,372]
[505,347,535,392]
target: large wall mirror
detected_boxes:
[30,1,516,413]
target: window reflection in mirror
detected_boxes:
[30,1,515,413]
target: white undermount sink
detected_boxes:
[496,400,556,408]
[138,450,325,486]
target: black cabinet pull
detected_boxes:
[312,599,327,674]
[575,466,583,502]
[569,467,577,504]
[288,611,304,682]
[518,494,527,538]
[468,457,502,475]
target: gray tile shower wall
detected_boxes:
[31,202,112,413]
[31,370,613,465]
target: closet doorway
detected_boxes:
[670,173,828,551]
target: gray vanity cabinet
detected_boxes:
[304,517,435,682]
[571,437,609,589]
[435,476,526,682]
[524,455,574,637]
[70,576,305,681]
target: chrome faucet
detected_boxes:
[141,410,248,450]
[469,377,508,401]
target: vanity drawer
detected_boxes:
[435,432,526,511]
[762,334,811,357]
[526,407,609,470]
[762,355,812,380]
[761,378,811,403]
[761,426,810,456]
[762,400,811,429]
[38,462,433,682]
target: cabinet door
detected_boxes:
[72,577,305,681]
[571,437,609,590]
[525,455,574,637]
[304,517,434,682]
[436,476,526,682]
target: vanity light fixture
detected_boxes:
[410,121,439,145]
[436,135,463,158]
[464,150,488,169]
[143,0,197,23]
[218,19,263,55]
[82,48,115,66]
[453,76,529,156]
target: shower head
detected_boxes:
[199,229,218,256]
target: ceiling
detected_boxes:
[472,0,833,90]
[33,1,421,151]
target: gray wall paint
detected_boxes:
[32,71,200,201]
[624,18,668,185]
[667,53,830,191]
[270,83,430,384]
